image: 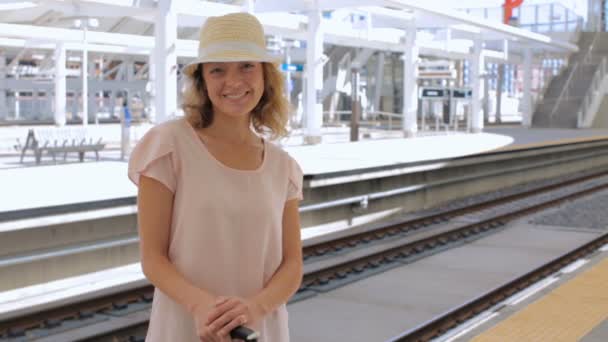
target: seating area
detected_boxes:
[18,127,106,165]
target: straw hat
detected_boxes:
[182,12,280,77]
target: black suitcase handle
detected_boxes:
[230,325,259,341]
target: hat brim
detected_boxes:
[182,54,281,78]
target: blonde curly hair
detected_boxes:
[182,62,290,140]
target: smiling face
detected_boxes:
[201,61,265,120]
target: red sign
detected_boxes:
[503,0,524,24]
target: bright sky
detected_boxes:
[428,0,587,17]
[0,0,590,22]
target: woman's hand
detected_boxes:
[192,301,231,342]
[205,296,264,339]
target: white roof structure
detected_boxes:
[0,0,583,140]
[0,0,578,64]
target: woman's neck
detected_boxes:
[201,113,260,145]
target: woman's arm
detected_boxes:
[137,175,216,314]
[204,198,304,338]
[251,198,303,314]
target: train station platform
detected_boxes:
[457,243,608,342]
[287,218,608,342]
[2,121,608,216]
[2,123,608,341]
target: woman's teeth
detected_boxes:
[224,92,248,99]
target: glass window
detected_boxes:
[537,4,551,26]
[551,3,567,31]
[519,5,537,26]
[536,24,551,33]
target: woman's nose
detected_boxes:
[224,68,245,86]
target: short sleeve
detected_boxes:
[286,155,303,201]
[128,126,177,193]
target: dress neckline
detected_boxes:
[183,118,267,173]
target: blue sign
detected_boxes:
[281,63,303,72]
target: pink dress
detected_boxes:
[127,117,303,342]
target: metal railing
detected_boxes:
[532,61,568,114]
[323,109,474,134]
[533,31,596,123]
[577,56,608,128]
[323,110,403,131]
[581,31,600,65]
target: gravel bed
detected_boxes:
[451,173,608,222]
[416,167,608,216]
[530,190,608,229]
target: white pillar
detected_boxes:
[470,38,484,133]
[89,60,97,124]
[82,24,88,126]
[243,0,254,13]
[0,55,6,120]
[154,0,178,123]
[97,57,103,112]
[304,7,323,145]
[522,48,532,127]
[54,42,66,126]
[285,44,292,107]
[403,25,418,137]
[127,59,134,82]
[147,53,156,123]
[372,52,384,113]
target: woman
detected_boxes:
[128,12,303,342]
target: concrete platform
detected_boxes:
[0,125,608,342]
[454,242,608,342]
[0,129,514,215]
[287,221,607,342]
[0,263,146,320]
[4,123,608,216]
[0,161,133,214]
[485,126,608,149]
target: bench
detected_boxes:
[19,127,106,165]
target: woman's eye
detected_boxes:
[210,68,223,74]
[243,63,255,69]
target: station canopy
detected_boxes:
[0,0,578,66]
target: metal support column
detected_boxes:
[89,61,97,124]
[483,62,489,123]
[54,42,66,126]
[522,48,532,127]
[154,0,178,123]
[496,63,504,123]
[147,53,156,123]
[96,57,104,124]
[82,24,88,126]
[0,55,6,120]
[284,42,292,108]
[304,5,323,144]
[350,67,360,141]
[372,52,384,113]
[403,25,418,138]
[470,38,484,133]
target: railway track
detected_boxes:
[389,232,608,342]
[3,170,608,341]
[6,138,608,292]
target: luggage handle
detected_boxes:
[230,325,259,341]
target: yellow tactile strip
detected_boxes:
[472,256,608,342]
